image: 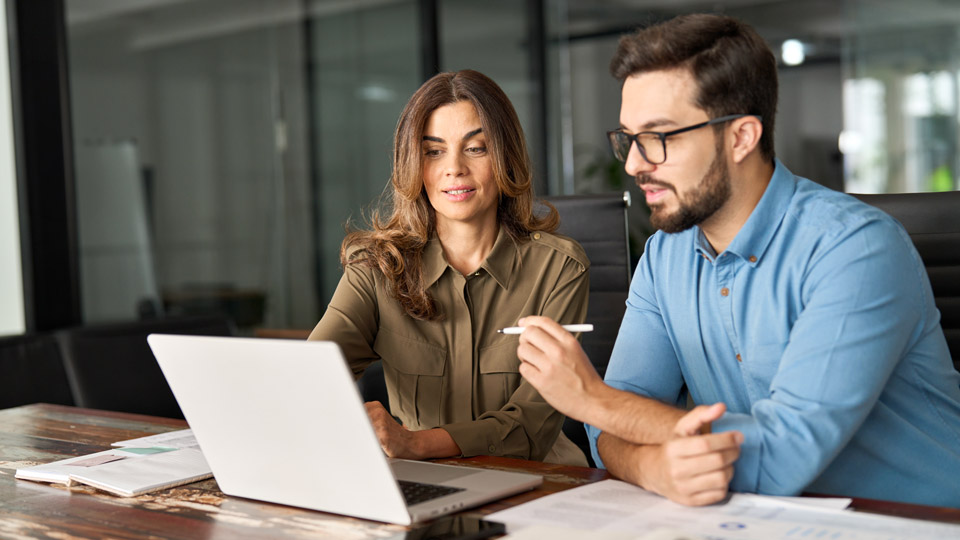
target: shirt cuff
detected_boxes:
[712,411,761,493]
[440,418,502,457]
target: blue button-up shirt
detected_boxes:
[586,160,960,507]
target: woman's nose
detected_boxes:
[444,152,467,176]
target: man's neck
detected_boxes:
[700,157,775,254]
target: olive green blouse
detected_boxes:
[308,228,590,466]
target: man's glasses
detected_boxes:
[607,114,759,164]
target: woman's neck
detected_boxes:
[436,216,499,276]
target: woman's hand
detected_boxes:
[364,401,461,459]
[365,401,420,459]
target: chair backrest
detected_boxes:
[0,333,75,409]
[544,192,632,377]
[55,316,235,418]
[851,191,960,369]
[544,192,632,465]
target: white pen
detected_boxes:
[497,324,594,335]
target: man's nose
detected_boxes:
[624,141,655,178]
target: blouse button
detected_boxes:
[720,287,729,297]
[533,232,541,240]
[488,445,496,453]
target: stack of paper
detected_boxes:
[15,429,211,497]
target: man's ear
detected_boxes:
[729,116,763,164]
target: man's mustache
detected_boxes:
[635,174,676,193]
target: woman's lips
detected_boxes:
[442,187,476,202]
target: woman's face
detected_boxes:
[421,101,499,232]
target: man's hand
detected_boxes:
[641,403,742,506]
[516,316,604,422]
[365,401,420,459]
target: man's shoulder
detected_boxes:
[525,231,590,270]
[786,178,903,242]
[787,177,896,231]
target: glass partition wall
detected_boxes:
[65,0,546,330]
[62,0,960,332]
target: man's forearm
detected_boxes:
[583,384,686,445]
[596,432,657,488]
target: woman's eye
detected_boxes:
[466,146,487,155]
[424,148,442,157]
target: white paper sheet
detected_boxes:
[111,428,199,450]
[487,479,960,540]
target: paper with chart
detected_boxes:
[487,479,960,540]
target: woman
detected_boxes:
[309,70,589,466]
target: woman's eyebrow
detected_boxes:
[423,128,483,143]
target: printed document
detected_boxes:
[487,479,960,540]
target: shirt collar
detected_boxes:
[423,227,516,290]
[694,158,796,266]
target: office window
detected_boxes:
[308,0,420,301]
[67,1,317,330]
[843,0,960,193]
[0,0,25,336]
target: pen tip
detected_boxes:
[496,329,503,334]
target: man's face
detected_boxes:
[619,69,731,233]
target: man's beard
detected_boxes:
[640,142,731,234]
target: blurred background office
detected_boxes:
[2,0,960,337]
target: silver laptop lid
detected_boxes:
[147,334,412,524]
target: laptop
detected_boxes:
[147,334,542,525]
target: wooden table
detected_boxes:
[1,404,957,539]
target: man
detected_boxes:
[516,13,960,508]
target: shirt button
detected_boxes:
[749,255,757,263]
[720,287,729,297]
[736,354,742,362]
[533,232,541,240]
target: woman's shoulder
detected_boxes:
[523,231,590,270]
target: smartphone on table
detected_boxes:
[385,515,506,540]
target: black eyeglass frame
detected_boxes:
[607,114,761,164]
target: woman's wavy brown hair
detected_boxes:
[341,69,559,321]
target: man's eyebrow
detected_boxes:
[619,118,678,132]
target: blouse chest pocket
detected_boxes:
[373,329,446,429]
[478,340,522,409]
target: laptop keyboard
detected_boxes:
[398,480,465,505]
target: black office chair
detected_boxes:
[55,316,235,418]
[0,333,75,409]
[544,191,633,465]
[851,191,960,370]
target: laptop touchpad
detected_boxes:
[391,460,482,484]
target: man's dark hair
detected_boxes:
[611,14,778,161]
